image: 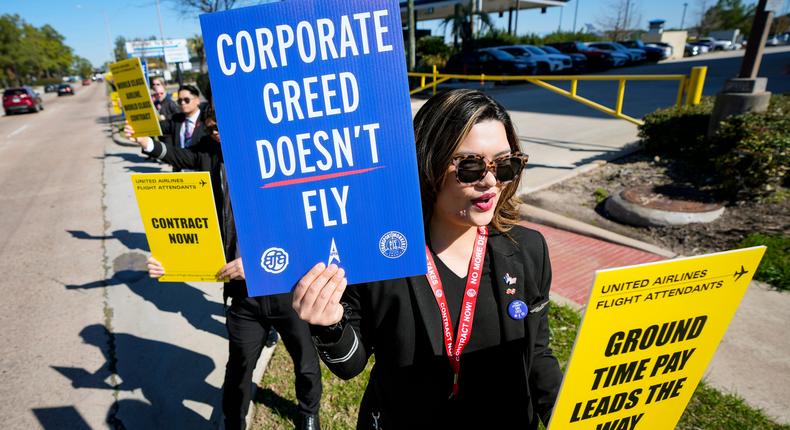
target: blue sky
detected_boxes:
[0,0,772,67]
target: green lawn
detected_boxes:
[252,303,788,429]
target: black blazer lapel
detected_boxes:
[489,231,542,342]
[408,275,445,356]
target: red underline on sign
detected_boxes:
[261,166,386,189]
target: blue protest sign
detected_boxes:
[200,0,426,296]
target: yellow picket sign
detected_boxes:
[109,57,162,137]
[131,172,227,282]
[549,246,766,430]
[110,91,122,115]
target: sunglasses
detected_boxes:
[451,152,529,185]
[177,97,192,104]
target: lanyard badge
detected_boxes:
[425,226,488,398]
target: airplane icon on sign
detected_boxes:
[733,265,749,282]
[199,179,207,187]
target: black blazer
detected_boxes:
[158,108,208,148]
[313,225,562,429]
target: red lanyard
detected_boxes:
[425,226,488,398]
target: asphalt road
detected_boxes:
[0,84,113,428]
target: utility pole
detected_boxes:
[407,0,415,71]
[680,2,688,30]
[623,0,631,34]
[558,6,564,32]
[154,0,172,83]
[708,0,775,135]
[573,0,580,32]
[740,0,775,79]
[514,0,520,37]
[102,11,113,65]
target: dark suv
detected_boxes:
[545,41,615,70]
[3,87,43,115]
[445,49,537,76]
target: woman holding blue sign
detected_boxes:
[293,89,562,429]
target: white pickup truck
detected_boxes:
[697,37,735,50]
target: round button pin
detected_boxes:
[508,300,529,320]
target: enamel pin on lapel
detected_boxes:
[506,288,516,295]
[504,273,517,285]
[508,300,529,320]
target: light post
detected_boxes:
[573,0,580,33]
[680,2,688,30]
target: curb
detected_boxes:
[518,203,677,259]
[111,131,139,148]
[519,142,642,195]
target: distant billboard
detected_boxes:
[125,39,190,64]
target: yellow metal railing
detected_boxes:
[408,66,708,126]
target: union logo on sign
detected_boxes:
[379,231,407,259]
[261,247,289,274]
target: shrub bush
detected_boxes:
[637,96,714,161]
[711,107,790,198]
[638,94,789,200]
[737,233,790,290]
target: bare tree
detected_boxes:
[597,0,642,40]
[167,0,238,16]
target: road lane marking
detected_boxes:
[7,124,28,138]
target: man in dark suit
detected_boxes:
[151,77,179,121]
[159,84,207,149]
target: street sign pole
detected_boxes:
[708,0,775,136]
[739,0,775,79]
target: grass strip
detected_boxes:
[252,303,788,429]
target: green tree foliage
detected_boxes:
[699,0,756,36]
[72,56,94,79]
[188,34,205,72]
[440,1,494,50]
[114,36,127,62]
[0,14,74,87]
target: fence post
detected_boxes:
[570,79,578,97]
[675,76,687,108]
[432,65,438,95]
[615,79,626,115]
[686,66,707,106]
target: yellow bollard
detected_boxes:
[480,73,485,86]
[432,65,438,95]
[685,66,707,106]
[615,79,626,115]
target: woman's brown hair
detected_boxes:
[413,89,523,233]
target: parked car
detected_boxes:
[697,37,732,50]
[620,40,669,61]
[44,84,59,93]
[685,43,702,56]
[589,42,646,64]
[496,45,572,74]
[82,78,91,86]
[540,45,587,72]
[645,42,674,58]
[57,83,75,96]
[766,33,789,46]
[3,87,43,115]
[445,49,537,77]
[545,41,616,70]
[689,40,714,53]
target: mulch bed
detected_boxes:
[522,152,790,257]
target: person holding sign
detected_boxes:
[126,109,323,430]
[293,89,562,429]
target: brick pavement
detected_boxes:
[520,221,665,305]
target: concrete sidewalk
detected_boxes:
[103,124,273,429]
